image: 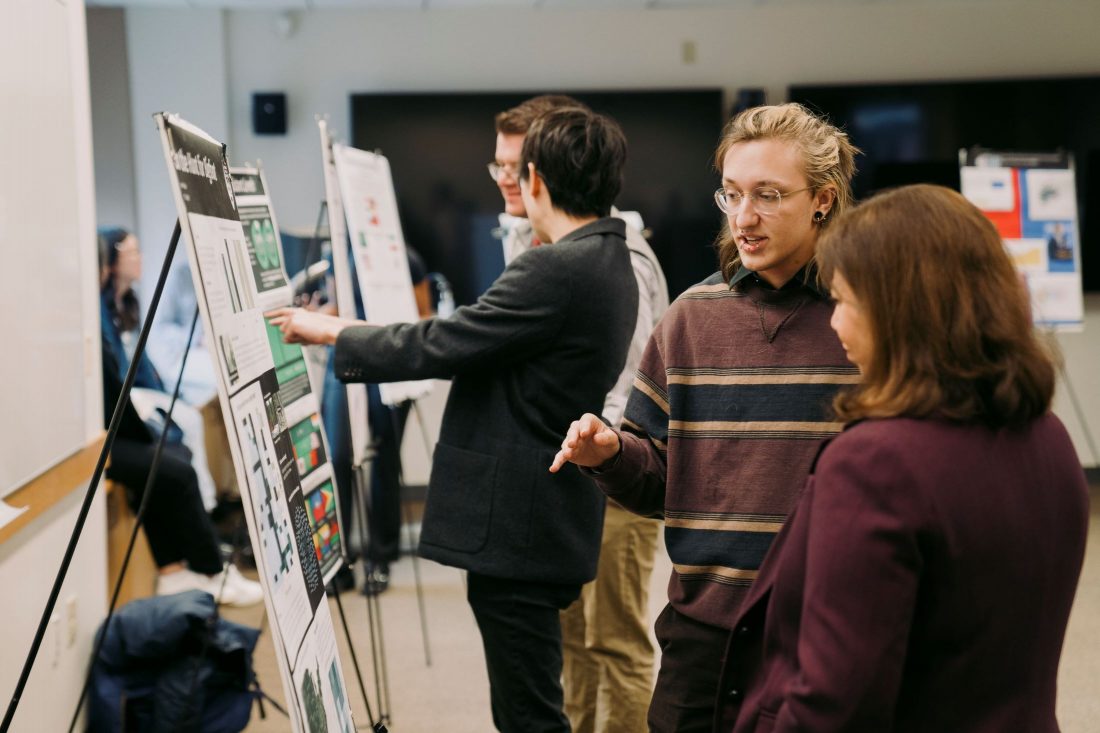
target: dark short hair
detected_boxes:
[518,107,626,219]
[494,95,588,135]
[818,184,1056,428]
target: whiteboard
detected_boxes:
[0,0,101,497]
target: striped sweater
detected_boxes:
[592,269,858,629]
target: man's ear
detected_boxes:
[525,162,541,198]
[815,186,837,217]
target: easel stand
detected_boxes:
[67,304,205,731]
[354,453,393,729]
[1052,340,1100,466]
[2,223,183,733]
[403,398,434,667]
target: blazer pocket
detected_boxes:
[420,443,498,554]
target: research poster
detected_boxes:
[331,143,431,405]
[156,113,354,733]
[230,164,345,584]
[317,119,371,467]
[961,160,1084,329]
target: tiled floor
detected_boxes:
[226,483,1100,732]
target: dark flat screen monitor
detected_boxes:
[790,76,1100,290]
[351,90,726,304]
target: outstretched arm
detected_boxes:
[550,413,621,473]
[266,307,366,346]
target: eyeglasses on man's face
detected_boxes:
[714,186,812,216]
[488,162,522,184]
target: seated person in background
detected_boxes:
[718,184,1090,732]
[101,334,262,607]
[98,228,218,511]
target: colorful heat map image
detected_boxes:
[306,480,341,576]
[290,414,328,478]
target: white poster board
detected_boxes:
[960,151,1085,330]
[156,113,354,733]
[331,143,431,406]
[317,120,372,467]
[230,164,346,584]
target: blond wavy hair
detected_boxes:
[714,103,860,280]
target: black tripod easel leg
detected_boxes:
[405,400,436,667]
[1058,360,1100,465]
[354,459,392,726]
[331,586,385,732]
[66,304,200,732]
[0,220,182,733]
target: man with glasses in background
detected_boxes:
[270,105,638,733]
[491,95,670,733]
[550,103,861,731]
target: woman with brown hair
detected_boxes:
[718,184,1089,732]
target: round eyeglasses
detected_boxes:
[488,162,522,183]
[714,186,813,216]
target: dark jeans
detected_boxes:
[106,439,223,575]
[366,388,409,566]
[466,572,582,733]
[321,365,405,567]
[647,603,728,733]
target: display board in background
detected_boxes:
[156,113,353,732]
[318,119,371,466]
[961,150,1084,330]
[350,89,725,304]
[332,143,431,407]
[789,75,1100,291]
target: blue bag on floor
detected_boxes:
[87,590,260,733]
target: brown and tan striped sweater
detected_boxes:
[592,269,858,629]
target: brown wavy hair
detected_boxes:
[714,103,860,280]
[495,95,588,135]
[817,184,1056,428]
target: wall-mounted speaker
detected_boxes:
[252,92,287,135]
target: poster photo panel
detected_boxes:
[230,163,346,584]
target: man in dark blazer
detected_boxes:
[269,105,639,732]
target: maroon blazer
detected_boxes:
[717,415,1089,733]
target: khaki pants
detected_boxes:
[561,502,661,733]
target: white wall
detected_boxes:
[114,0,1100,464]
[125,7,230,306]
[217,0,1100,230]
[0,489,108,731]
[1,0,106,726]
[88,7,138,231]
[2,0,102,494]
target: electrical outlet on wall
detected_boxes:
[49,613,61,668]
[65,596,78,647]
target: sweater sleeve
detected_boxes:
[588,321,670,518]
[334,247,569,383]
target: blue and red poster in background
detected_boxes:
[961,162,1083,329]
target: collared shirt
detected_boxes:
[728,263,828,298]
[501,210,669,427]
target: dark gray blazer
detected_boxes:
[334,218,639,584]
